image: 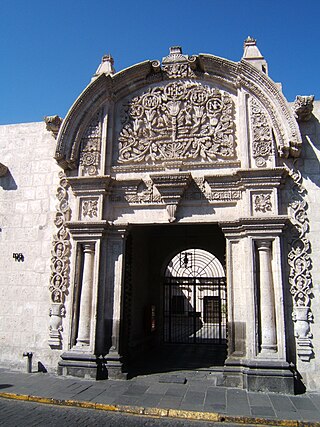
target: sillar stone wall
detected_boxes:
[0,122,62,372]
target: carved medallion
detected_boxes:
[118,81,235,165]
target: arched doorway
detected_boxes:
[164,249,226,345]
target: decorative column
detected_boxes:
[256,240,277,354]
[105,228,127,379]
[76,243,95,346]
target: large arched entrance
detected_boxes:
[122,224,227,377]
[164,248,226,345]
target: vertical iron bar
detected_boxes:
[219,280,222,344]
[193,281,196,343]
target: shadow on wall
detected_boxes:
[0,169,17,191]
[300,113,320,188]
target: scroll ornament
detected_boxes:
[118,81,235,165]
[79,110,102,176]
[286,166,313,361]
[48,172,71,347]
[250,98,273,167]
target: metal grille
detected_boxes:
[164,277,227,344]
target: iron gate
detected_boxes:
[163,277,227,344]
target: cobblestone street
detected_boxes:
[0,398,243,427]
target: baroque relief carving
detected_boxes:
[48,172,71,347]
[253,193,272,213]
[250,98,273,167]
[79,110,102,176]
[285,165,313,361]
[81,199,98,219]
[118,81,235,165]
[160,46,197,79]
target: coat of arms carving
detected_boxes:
[118,81,236,165]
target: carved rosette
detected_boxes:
[118,81,235,165]
[79,110,102,176]
[81,199,98,220]
[250,98,273,167]
[286,166,313,361]
[48,172,71,347]
[253,193,272,213]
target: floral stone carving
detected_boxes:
[253,193,272,213]
[286,165,313,361]
[250,98,273,167]
[81,199,98,219]
[79,110,102,176]
[118,81,235,165]
[48,172,71,347]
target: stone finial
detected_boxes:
[294,95,314,122]
[0,162,8,177]
[44,115,63,138]
[94,54,115,77]
[242,36,268,75]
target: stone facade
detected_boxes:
[0,39,320,392]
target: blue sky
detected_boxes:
[1,0,319,125]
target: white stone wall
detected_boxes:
[0,122,62,372]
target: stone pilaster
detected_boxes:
[256,240,277,354]
[76,243,95,346]
[105,227,128,379]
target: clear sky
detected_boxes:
[1,0,319,125]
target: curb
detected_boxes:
[0,392,319,427]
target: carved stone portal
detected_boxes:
[118,81,235,165]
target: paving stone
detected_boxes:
[182,390,205,405]
[269,394,297,412]
[165,385,188,398]
[123,384,149,396]
[250,405,275,417]
[289,395,318,410]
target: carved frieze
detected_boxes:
[118,81,235,165]
[285,165,313,361]
[249,98,273,167]
[79,110,102,176]
[49,172,71,347]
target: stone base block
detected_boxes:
[58,351,99,380]
[223,358,295,394]
[106,350,127,380]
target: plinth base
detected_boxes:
[223,357,295,393]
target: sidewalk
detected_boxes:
[1,368,320,426]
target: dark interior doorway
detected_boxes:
[121,224,227,377]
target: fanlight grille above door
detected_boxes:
[165,248,225,279]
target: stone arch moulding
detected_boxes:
[54,50,302,171]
